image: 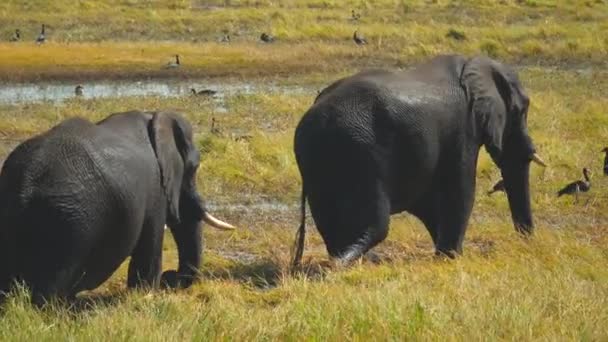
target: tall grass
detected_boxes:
[0,67,606,341]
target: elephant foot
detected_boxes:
[434,248,461,259]
[333,250,383,267]
[160,270,197,289]
[362,251,383,264]
[331,246,367,268]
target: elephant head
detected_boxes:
[148,112,235,288]
[461,56,546,235]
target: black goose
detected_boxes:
[557,167,591,202]
[36,24,46,44]
[191,88,217,96]
[260,32,275,43]
[353,30,367,45]
[164,54,180,69]
[9,29,20,42]
[602,147,608,175]
[487,179,505,196]
[210,117,221,135]
[74,85,83,96]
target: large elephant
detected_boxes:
[0,110,235,305]
[292,54,546,266]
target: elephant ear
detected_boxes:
[148,112,185,224]
[460,56,514,164]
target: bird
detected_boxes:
[602,147,608,175]
[487,179,505,196]
[74,85,83,96]
[210,117,222,135]
[445,29,466,41]
[260,32,275,43]
[9,29,20,42]
[353,30,367,45]
[164,54,180,69]
[218,34,230,43]
[191,88,217,96]
[557,167,591,203]
[351,10,361,21]
[36,24,46,44]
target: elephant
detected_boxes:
[292,54,546,267]
[0,110,235,306]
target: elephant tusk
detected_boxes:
[531,153,547,167]
[202,212,236,230]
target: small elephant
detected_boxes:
[292,54,546,266]
[0,110,235,305]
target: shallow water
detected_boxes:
[0,79,316,105]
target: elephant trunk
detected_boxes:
[162,189,235,289]
[502,161,534,235]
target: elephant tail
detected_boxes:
[291,185,306,269]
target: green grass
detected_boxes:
[1,0,608,340]
[0,0,606,81]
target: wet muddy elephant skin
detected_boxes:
[293,54,545,266]
[0,110,232,305]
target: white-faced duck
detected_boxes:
[74,85,84,96]
[36,24,46,44]
[353,30,367,45]
[557,167,591,203]
[164,54,180,69]
[9,29,20,42]
[487,179,505,196]
[260,32,275,43]
[602,147,608,175]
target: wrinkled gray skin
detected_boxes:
[0,111,210,306]
[293,54,541,266]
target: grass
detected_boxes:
[0,0,608,340]
[0,0,606,81]
[0,65,607,340]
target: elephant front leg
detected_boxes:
[161,219,202,289]
[127,220,164,289]
[434,171,476,258]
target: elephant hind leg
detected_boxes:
[19,223,90,306]
[314,181,391,266]
[29,267,82,307]
[23,242,87,307]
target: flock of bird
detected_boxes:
[488,149,608,203]
[6,10,373,49]
[6,24,45,44]
[12,13,370,103]
[71,82,218,99]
